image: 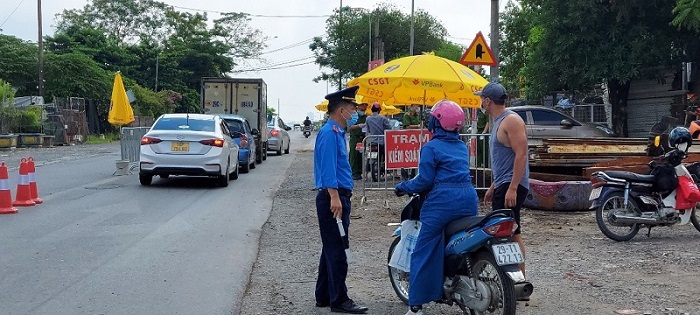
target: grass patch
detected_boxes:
[86,133,119,144]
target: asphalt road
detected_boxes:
[0,133,300,315]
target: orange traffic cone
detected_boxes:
[27,157,43,204]
[0,162,18,214]
[13,158,35,207]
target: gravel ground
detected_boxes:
[240,148,700,315]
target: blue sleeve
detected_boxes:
[317,131,339,189]
[396,146,436,193]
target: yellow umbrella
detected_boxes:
[108,72,135,125]
[315,98,401,116]
[348,53,489,108]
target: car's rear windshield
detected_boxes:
[224,119,244,134]
[152,117,215,132]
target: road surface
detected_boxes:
[0,132,304,315]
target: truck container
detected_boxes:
[202,78,268,163]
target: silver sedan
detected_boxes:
[139,114,240,187]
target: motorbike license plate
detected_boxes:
[171,142,189,152]
[589,187,602,200]
[368,152,378,159]
[492,243,525,266]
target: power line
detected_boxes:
[0,0,26,29]
[232,60,315,73]
[260,37,318,55]
[169,4,330,18]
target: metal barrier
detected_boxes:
[358,132,491,207]
[117,127,150,175]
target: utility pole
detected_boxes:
[409,0,415,55]
[489,0,499,81]
[37,0,44,97]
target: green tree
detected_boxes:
[0,35,37,96]
[56,0,173,43]
[501,0,699,136]
[310,4,451,86]
[0,79,15,106]
[43,52,112,100]
[672,0,700,32]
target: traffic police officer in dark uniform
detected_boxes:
[314,86,369,314]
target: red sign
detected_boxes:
[368,58,385,71]
[384,130,432,170]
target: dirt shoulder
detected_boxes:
[240,149,700,315]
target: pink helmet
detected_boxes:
[430,100,464,132]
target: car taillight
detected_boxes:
[141,136,162,145]
[271,129,279,137]
[239,134,249,148]
[200,138,225,147]
[483,220,518,238]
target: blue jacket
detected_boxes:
[314,119,353,190]
[396,128,478,215]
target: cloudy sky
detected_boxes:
[1,0,506,124]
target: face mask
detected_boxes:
[342,109,359,126]
[347,112,359,126]
[480,107,486,114]
[357,111,365,117]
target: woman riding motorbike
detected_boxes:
[394,100,479,315]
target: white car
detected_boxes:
[139,114,240,187]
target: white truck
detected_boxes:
[201,78,268,163]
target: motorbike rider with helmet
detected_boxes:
[394,100,479,315]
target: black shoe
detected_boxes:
[316,301,330,307]
[331,299,368,314]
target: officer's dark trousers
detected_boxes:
[315,189,352,307]
[349,137,363,177]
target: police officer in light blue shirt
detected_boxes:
[313,85,368,314]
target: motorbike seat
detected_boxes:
[444,209,514,237]
[604,171,656,183]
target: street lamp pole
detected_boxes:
[37,0,44,97]
[338,0,343,90]
[490,0,500,81]
[409,0,415,55]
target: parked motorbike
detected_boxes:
[366,143,385,182]
[303,125,311,138]
[590,132,700,241]
[387,193,532,315]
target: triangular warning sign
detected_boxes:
[459,32,497,66]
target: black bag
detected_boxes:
[650,162,678,192]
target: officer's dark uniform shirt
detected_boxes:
[314,118,354,190]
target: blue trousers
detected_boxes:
[408,187,478,306]
[315,190,352,307]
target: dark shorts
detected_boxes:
[492,183,528,235]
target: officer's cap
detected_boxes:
[325,86,359,112]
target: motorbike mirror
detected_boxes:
[654,135,661,147]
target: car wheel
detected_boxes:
[218,162,230,187]
[250,160,256,169]
[262,144,267,161]
[231,162,239,180]
[139,174,153,186]
[284,141,290,154]
[277,145,283,156]
[241,161,250,173]
[159,174,170,179]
